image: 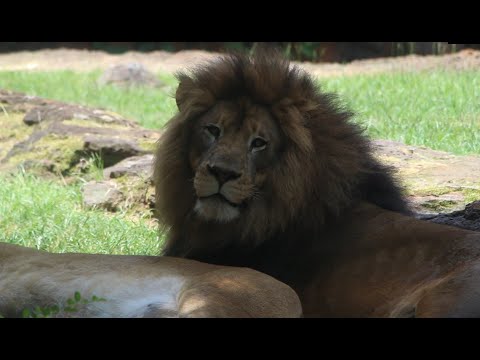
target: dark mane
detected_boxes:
[153,48,409,277]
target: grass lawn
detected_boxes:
[0,67,479,255]
[320,70,480,155]
[0,172,162,255]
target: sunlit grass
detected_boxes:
[0,172,162,255]
[319,70,480,155]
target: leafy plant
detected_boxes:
[20,291,106,318]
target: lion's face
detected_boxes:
[189,99,283,223]
[156,49,409,252]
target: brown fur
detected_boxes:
[154,49,480,317]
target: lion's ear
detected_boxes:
[175,74,214,115]
[175,75,195,112]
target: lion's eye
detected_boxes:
[204,124,221,139]
[251,137,268,151]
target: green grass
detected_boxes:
[0,70,178,129]
[319,70,480,155]
[0,172,162,255]
[1,69,479,154]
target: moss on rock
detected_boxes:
[137,138,157,153]
[6,133,84,173]
[0,113,35,159]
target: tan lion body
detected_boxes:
[0,243,302,318]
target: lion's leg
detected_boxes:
[414,262,480,318]
[177,268,302,318]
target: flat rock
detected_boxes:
[0,90,160,174]
[83,135,146,167]
[372,139,480,214]
[82,180,125,211]
[103,154,154,179]
[23,103,138,127]
[1,89,137,127]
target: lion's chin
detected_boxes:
[194,196,241,223]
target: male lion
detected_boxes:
[155,49,480,317]
[0,243,301,318]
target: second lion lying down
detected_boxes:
[0,242,301,318]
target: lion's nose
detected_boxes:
[207,164,242,186]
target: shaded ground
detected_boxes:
[1,48,480,76]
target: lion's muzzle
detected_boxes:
[207,164,242,186]
[193,161,254,223]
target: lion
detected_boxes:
[154,48,480,317]
[0,242,302,318]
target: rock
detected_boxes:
[372,139,480,214]
[0,89,46,104]
[417,201,480,232]
[0,90,160,175]
[100,155,156,214]
[147,192,156,209]
[1,90,136,127]
[83,135,145,167]
[465,201,480,220]
[98,63,164,88]
[24,104,70,125]
[20,159,59,173]
[409,193,466,214]
[103,154,154,179]
[82,180,125,211]
[23,103,138,127]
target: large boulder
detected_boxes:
[0,89,160,175]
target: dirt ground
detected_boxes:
[0,48,479,76]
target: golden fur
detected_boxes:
[0,242,301,318]
[155,48,480,317]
